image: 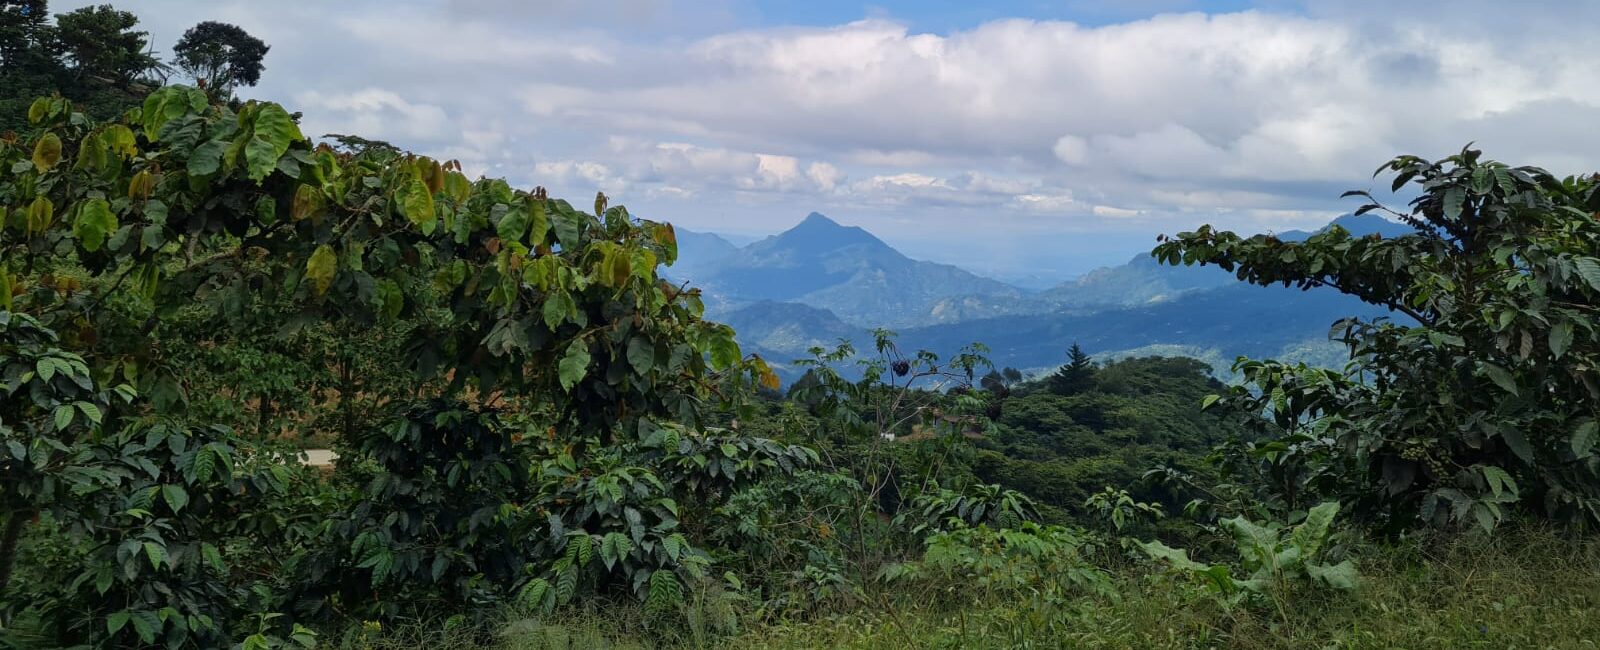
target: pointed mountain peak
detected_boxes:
[769,212,888,250]
[797,212,843,228]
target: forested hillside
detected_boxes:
[3,3,1600,649]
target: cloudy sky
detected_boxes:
[60,0,1600,282]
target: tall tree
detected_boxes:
[1048,343,1095,395]
[0,0,56,67]
[172,20,267,98]
[53,4,159,84]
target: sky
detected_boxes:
[55,0,1600,283]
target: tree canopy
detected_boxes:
[172,21,266,98]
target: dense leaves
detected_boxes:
[0,85,781,645]
[1154,146,1600,530]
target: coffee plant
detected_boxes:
[0,86,794,644]
[1155,147,1600,531]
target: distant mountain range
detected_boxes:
[664,212,1416,382]
[675,212,1022,328]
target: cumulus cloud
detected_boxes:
[63,0,1600,276]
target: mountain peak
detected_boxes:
[800,211,839,227]
[772,212,888,252]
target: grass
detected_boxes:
[339,528,1600,649]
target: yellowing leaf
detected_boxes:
[27,97,50,125]
[606,247,632,287]
[127,170,156,199]
[558,339,591,392]
[754,357,781,391]
[306,244,338,296]
[292,184,323,221]
[32,133,62,172]
[101,125,137,159]
[72,199,118,252]
[400,178,436,231]
[24,197,52,235]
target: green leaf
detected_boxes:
[187,138,228,177]
[32,132,62,171]
[646,570,682,615]
[130,611,159,643]
[306,244,338,296]
[1500,426,1534,464]
[1574,257,1600,291]
[558,339,591,392]
[162,484,189,513]
[1138,539,1207,572]
[73,199,118,252]
[627,337,655,375]
[1481,466,1518,499]
[77,402,103,424]
[143,541,167,570]
[1305,560,1359,590]
[202,542,225,574]
[599,532,633,570]
[1290,501,1339,558]
[1550,321,1574,359]
[245,103,304,182]
[543,291,575,330]
[1573,421,1598,459]
[1442,186,1465,220]
[708,330,740,370]
[53,404,75,430]
[1480,362,1519,396]
[107,611,132,635]
[497,204,528,243]
[193,446,216,484]
[552,206,584,249]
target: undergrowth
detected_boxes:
[339,527,1600,649]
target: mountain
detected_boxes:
[895,283,1399,374]
[718,301,866,371]
[694,213,1022,328]
[661,228,739,284]
[1035,214,1414,310]
[668,212,1417,384]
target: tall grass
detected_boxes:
[339,527,1600,649]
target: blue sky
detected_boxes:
[60,0,1600,284]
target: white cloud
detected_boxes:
[66,0,1600,277]
[294,88,453,143]
[1092,206,1143,218]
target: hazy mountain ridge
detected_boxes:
[671,211,1415,381]
[689,212,1023,328]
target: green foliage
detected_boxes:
[172,21,268,99]
[896,483,1039,535]
[1047,342,1095,396]
[1155,146,1600,531]
[1140,501,1357,609]
[973,356,1232,516]
[0,1,159,133]
[881,522,1111,604]
[0,83,790,645]
[1083,486,1164,534]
